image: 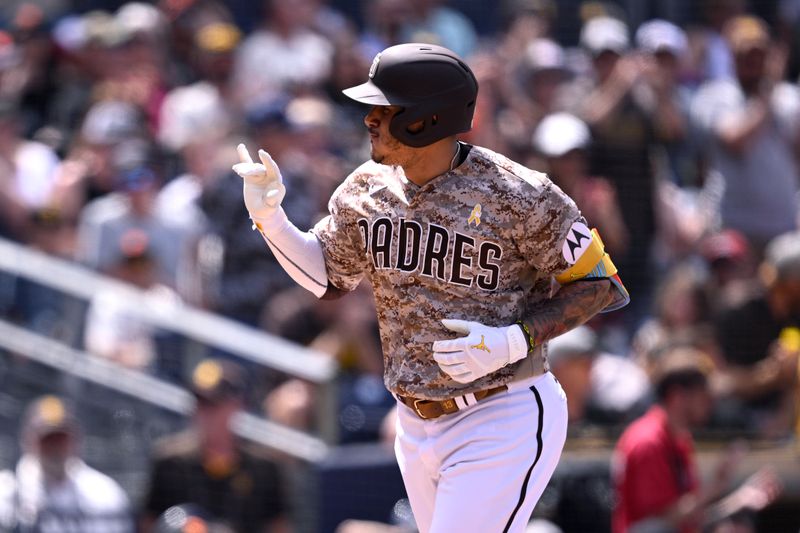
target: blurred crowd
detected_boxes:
[1,0,800,531]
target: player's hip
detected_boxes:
[396,371,567,435]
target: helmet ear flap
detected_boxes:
[389,105,442,147]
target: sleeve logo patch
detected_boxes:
[562,221,592,264]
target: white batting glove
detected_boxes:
[232,143,286,220]
[432,319,529,384]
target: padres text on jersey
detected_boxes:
[313,145,582,400]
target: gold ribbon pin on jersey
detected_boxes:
[471,335,491,353]
[468,203,482,226]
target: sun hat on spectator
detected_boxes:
[580,16,629,56]
[533,112,591,157]
[635,19,688,57]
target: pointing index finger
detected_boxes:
[237,143,254,164]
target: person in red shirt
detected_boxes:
[612,347,781,533]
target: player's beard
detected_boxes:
[370,133,406,166]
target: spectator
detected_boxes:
[75,157,195,294]
[399,0,478,59]
[698,229,755,300]
[567,15,660,326]
[532,112,628,257]
[232,0,333,110]
[0,395,133,532]
[635,19,696,186]
[83,228,171,370]
[359,0,415,59]
[612,347,781,533]
[631,263,713,371]
[499,39,572,160]
[0,99,60,240]
[156,81,233,303]
[691,15,800,254]
[547,326,649,428]
[189,21,242,96]
[712,231,800,436]
[688,0,745,82]
[142,358,289,533]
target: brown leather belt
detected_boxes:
[397,385,508,420]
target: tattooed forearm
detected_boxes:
[521,280,614,346]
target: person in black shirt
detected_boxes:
[142,358,290,533]
[713,232,800,436]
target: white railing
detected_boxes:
[0,319,330,462]
[0,237,339,453]
[0,238,336,382]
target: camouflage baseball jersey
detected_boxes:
[313,144,581,400]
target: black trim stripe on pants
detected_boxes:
[502,385,544,533]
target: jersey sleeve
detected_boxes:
[514,179,583,276]
[312,183,369,293]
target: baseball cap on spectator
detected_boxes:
[189,359,246,404]
[286,96,333,131]
[636,19,688,57]
[525,38,566,73]
[546,326,597,365]
[194,22,242,54]
[81,101,141,145]
[580,16,629,56]
[764,231,800,282]
[245,98,290,130]
[700,229,750,265]
[23,395,77,438]
[116,165,157,191]
[52,15,89,52]
[532,112,591,157]
[116,2,166,41]
[83,9,134,48]
[82,10,114,45]
[159,82,230,151]
[724,15,770,54]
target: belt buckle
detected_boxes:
[412,398,430,419]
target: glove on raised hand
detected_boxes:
[232,143,286,221]
[432,319,529,384]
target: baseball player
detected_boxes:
[233,43,629,533]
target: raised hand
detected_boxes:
[232,143,286,219]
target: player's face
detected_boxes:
[364,105,417,167]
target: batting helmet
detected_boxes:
[343,43,478,148]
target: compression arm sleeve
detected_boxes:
[251,208,329,298]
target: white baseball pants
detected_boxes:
[394,372,568,533]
